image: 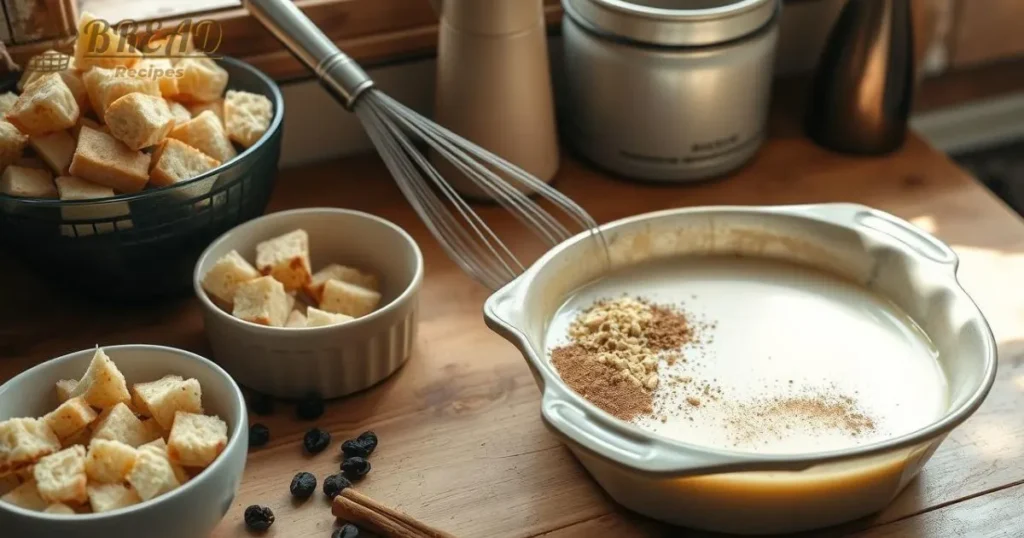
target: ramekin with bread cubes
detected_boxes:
[0,12,284,301]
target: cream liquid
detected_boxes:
[545,256,949,455]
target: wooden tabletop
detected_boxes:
[3,100,1024,538]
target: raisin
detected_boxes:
[356,431,378,454]
[323,473,351,499]
[248,392,275,416]
[303,428,331,454]
[340,439,369,459]
[244,505,274,532]
[333,524,360,538]
[289,472,317,499]
[341,456,371,480]
[296,392,325,420]
[248,424,270,448]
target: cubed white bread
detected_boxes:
[139,442,188,486]
[0,418,61,475]
[17,52,88,113]
[87,482,141,513]
[42,397,98,441]
[0,121,29,170]
[0,166,56,198]
[72,116,107,140]
[320,279,382,318]
[187,100,223,124]
[255,229,312,291]
[44,502,76,514]
[6,74,80,136]
[143,377,203,431]
[166,412,227,468]
[168,110,236,163]
[85,439,137,483]
[224,90,272,148]
[33,445,87,504]
[56,176,132,237]
[74,12,142,71]
[81,67,160,123]
[146,33,195,63]
[201,250,260,307]
[131,375,183,417]
[285,309,307,328]
[136,58,180,98]
[69,347,131,409]
[69,126,151,193]
[0,92,18,116]
[175,56,228,103]
[61,428,92,449]
[167,100,192,125]
[1,480,47,511]
[126,446,180,501]
[91,403,161,448]
[305,307,354,328]
[105,93,175,150]
[305,264,379,302]
[232,276,292,327]
[29,130,76,175]
[149,138,220,187]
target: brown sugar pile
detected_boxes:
[726,392,877,445]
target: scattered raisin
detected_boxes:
[323,473,351,499]
[289,472,317,499]
[356,431,378,454]
[244,505,275,532]
[341,439,369,459]
[248,392,275,416]
[341,456,371,480]
[333,524,360,538]
[248,424,270,448]
[303,428,331,454]
[296,393,325,420]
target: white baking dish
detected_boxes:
[484,203,996,535]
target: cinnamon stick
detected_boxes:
[342,489,456,538]
[333,494,424,538]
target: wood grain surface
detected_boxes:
[2,92,1024,537]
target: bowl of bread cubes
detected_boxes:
[0,345,247,538]
[194,208,423,399]
[0,12,284,302]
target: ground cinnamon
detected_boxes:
[551,345,653,421]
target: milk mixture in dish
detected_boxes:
[545,256,949,455]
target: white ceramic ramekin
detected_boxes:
[484,203,997,535]
[193,208,423,399]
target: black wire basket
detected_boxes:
[0,57,285,302]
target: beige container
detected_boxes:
[432,0,560,199]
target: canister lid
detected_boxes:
[563,0,778,47]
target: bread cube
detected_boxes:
[321,280,382,318]
[126,446,180,501]
[55,176,132,237]
[150,138,220,187]
[146,33,195,63]
[29,130,76,175]
[176,56,228,103]
[91,403,160,448]
[6,74,80,136]
[61,427,92,449]
[44,502,75,514]
[69,347,131,409]
[0,92,18,116]
[69,126,151,193]
[87,482,141,513]
[105,93,175,150]
[168,110,236,163]
[1,480,48,511]
[224,90,272,148]
[33,445,87,504]
[54,379,76,405]
[167,412,227,468]
[306,307,354,328]
[74,12,142,71]
[141,444,188,484]
[0,166,56,198]
[130,376,182,418]
[201,250,260,307]
[306,264,379,303]
[42,397,98,441]
[232,276,292,327]
[255,230,312,291]
[72,116,107,140]
[0,121,28,170]
[135,58,180,98]
[187,100,223,124]
[85,439,138,483]
[0,418,61,475]
[286,309,307,328]
[81,67,160,123]
[167,100,191,125]
[141,378,204,431]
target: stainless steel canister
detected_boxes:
[560,0,780,182]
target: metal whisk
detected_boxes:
[245,0,607,290]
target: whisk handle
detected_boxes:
[243,0,374,108]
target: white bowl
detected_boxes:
[0,345,248,538]
[193,208,423,399]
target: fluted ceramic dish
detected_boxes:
[193,208,422,398]
[484,203,996,535]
